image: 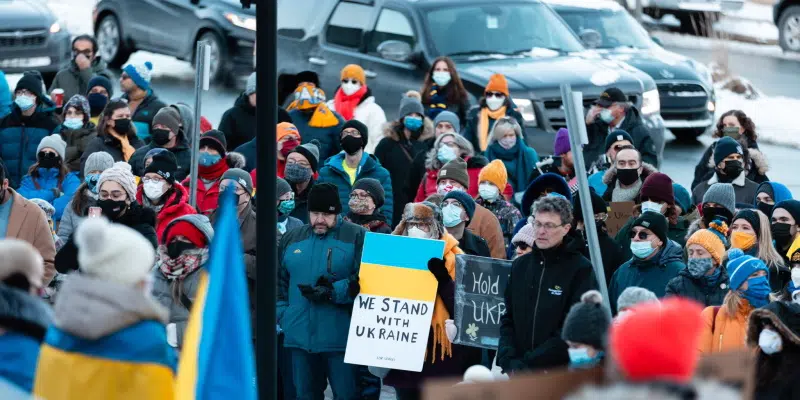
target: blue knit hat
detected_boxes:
[521,172,572,216]
[727,248,769,291]
[755,181,793,206]
[443,190,476,225]
[122,61,154,91]
[672,183,692,216]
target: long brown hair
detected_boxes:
[421,56,468,105]
[70,182,92,216]
[714,109,757,142]
[97,99,138,140]
[27,160,69,191]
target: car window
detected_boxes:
[325,1,374,49]
[558,10,653,49]
[366,9,416,55]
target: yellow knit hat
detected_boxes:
[341,64,366,86]
[478,160,508,192]
[686,221,728,266]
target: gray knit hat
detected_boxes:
[702,183,736,216]
[277,177,292,200]
[616,286,659,313]
[291,139,321,172]
[98,162,137,200]
[245,72,256,96]
[562,290,610,349]
[222,168,254,196]
[37,134,67,160]
[152,106,182,134]
[433,110,460,133]
[84,151,115,176]
[353,177,385,208]
[399,93,424,118]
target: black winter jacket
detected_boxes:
[585,106,659,168]
[458,229,491,258]
[128,138,192,182]
[497,237,598,373]
[219,94,256,151]
[691,138,769,190]
[575,226,626,286]
[665,268,729,307]
[80,133,144,174]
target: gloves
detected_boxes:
[445,319,457,342]
[166,323,178,347]
[298,276,333,303]
[427,257,450,284]
[347,275,360,299]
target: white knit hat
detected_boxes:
[0,238,44,289]
[75,217,155,286]
[98,162,137,200]
[37,134,67,160]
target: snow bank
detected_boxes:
[653,31,800,61]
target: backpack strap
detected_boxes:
[711,306,721,333]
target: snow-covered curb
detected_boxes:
[715,88,800,148]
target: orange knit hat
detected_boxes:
[485,73,509,96]
[276,122,300,143]
[341,64,366,86]
[686,221,728,266]
[478,160,508,192]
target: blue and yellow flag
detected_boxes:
[176,191,256,399]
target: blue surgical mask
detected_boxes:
[641,201,664,214]
[630,241,656,259]
[85,173,100,194]
[437,145,457,163]
[278,199,295,215]
[199,152,222,167]
[15,95,35,111]
[740,275,770,308]
[568,348,603,369]
[63,117,84,130]
[599,109,614,124]
[442,204,464,228]
[404,116,423,131]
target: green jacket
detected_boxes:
[49,58,114,103]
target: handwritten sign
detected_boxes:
[453,255,512,349]
[344,233,445,372]
[605,201,635,237]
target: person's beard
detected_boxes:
[313,223,331,235]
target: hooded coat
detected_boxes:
[665,267,729,307]
[56,121,98,174]
[747,302,800,400]
[609,240,685,312]
[18,168,81,221]
[691,137,768,190]
[0,284,53,392]
[698,299,753,354]
[316,152,394,224]
[48,57,115,102]
[33,274,176,400]
[0,103,60,187]
[326,88,387,154]
[136,182,197,243]
[585,105,659,168]
[219,94,256,151]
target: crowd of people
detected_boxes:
[0,33,799,400]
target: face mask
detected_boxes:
[722,126,741,140]
[348,197,372,215]
[759,328,783,355]
[757,201,774,218]
[85,173,100,194]
[792,267,800,289]
[340,135,363,155]
[438,183,461,195]
[280,139,299,157]
[341,82,361,96]
[432,71,451,87]
[143,180,166,201]
[278,199,295,215]
[478,183,499,202]
[37,152,60,169]
[167,240,196,259]
[151,128,172,146]
[641,201,664,214]
[599,108,614,124]
[730,231,757,251]
[702,205,732,227]
[687,257,714,279]
[437,145,457,163]
[568,348,602,368]
[199,152,221,167]
[617,168,639,186]
[404,116,423,132]
[630,241,655,259]
[772,222,794,248]
[63,117,84,130]
[486,97,504,111]
[407,226,431,239]
[499,136,517,150]
[740,276,770,308]
[14,95,35,111]
[442,204,464,228]
[721,160,744,178]
[87,93,108,114]
[97,199,127,221]
[284,163,312,184]
[113,118,132,135]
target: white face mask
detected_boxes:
[143,180,166,201]
[792,267,800,288]
[641,201,664,214]
[341,82,361,96]
[486,96,505,111]
[407,226,430,239]
[432,71,451,87]
[759,328,783,355]
[438,183,462,195]
[478,183,499,202]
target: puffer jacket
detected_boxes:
[609,240,686,312]
[136,182,197,243]
[48,58,114,102]
[698,299,754,354]
[665,267,729,307]
[122,90,167,143]
[18,169,81,221]
[150,214,214,347]
[56,122,97,174]
[0,283,53,392]
[0,70,10,119]
[219,94,256,151]
[289,108,345,162]
[316,151,394,224]
[0,104,60,187]
[326,89,387,155]
[277,217,365,353]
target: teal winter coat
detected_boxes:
[18,169,81,221]
[316,152,393,225]
[609,239,686,312]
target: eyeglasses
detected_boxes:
[72,49,92,57]
[407,222,430,231]
[486,92,505,99]
[350,193,370,200]
[120,74,130,81]
[142,177,165,184]
[286,160,310,168]
[629,231,652,240]
[594,213,608,222]
[532,221,565,231]
[341,79,360,85]
[342,129,361,137]
[516,242,530,251]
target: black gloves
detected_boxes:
[347,275,360,299]
[298,276,333,303]
[427,257,451,284]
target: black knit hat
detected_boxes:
[15,71,46,102]
[573,188,608,222]
[308,182,342,214]
[144,151,177,184]
[604,129,634,152]
[342,119,369,149]
[775,200,800,226]
[278,107,292,124]
[296,71,320,87]
[562,290,610,350]
[733,209,762,238]
[353,177,384,208]
[713,136,743,166]
[199,129,227,157]
[633,211,669,244]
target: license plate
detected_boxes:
[0,57,51,68]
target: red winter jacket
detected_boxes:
[414,166,514,202]
[136,182,197,243]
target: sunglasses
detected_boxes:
[629,231,651,240]
[486,92,505,99]
[516,243,530,251]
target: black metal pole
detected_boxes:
[254,1,277,399]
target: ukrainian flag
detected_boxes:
[176,191,256,399]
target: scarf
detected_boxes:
[198,158,228,181]
[157,247,209,280]
[485,141,535,193]
[478,106,507,152]
[333,85,367,121]
[611,178,642,202]
[426,84,449,120]
[109,131,136,161]
[287,84,340,128]
[429,234,463,363]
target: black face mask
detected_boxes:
[37,151,60,169]
[87,93,108,115]
[97,199,127,221]
[702,205,732,227]
[151,128,172,146]
[167,240,196,259]
[340,135,363,155]
[617,168,640,186]
[772,222,794,249]
[113,118,132,135]
[757,201,774,219]
[719,160,744,179]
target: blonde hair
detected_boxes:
[754,209,785,269]
[723,290,743,318]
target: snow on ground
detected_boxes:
[653,30,800,61]
[715,88,800,147]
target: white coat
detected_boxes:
[327,96,387,154]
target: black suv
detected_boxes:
[92,0,255,83]
[277,0,666,159]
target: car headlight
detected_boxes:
[641,89,660,116]
[707,100,716,112]
[49,22,61,34]
[513,98,536,125]
[225,12,256,31]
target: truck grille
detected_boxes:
[543,95,637,131]
[0,29,47,48]
[657,82,708,111]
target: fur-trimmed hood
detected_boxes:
[746,301,800,347]
[424,132,475,170]
[566,380,741,400]
[225,151,246,169]
[685,218,705,243]
[602,162,658,185]
[392,202,444,239]
[382,118,435,142]
[705,145,769,176]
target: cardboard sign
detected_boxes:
[344,232,445,372]
[605,201,635,237]
[453,255,512,349]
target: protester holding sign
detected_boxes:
[666,221,729,307]
[747,301,800,400]
[561,290,610,370]
[497,196,598,374]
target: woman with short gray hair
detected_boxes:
[485,116,539,198]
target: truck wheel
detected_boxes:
[197,31,228,84]
[671,127,707,141]
[95,15,132,68]
[779,6,800,52]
